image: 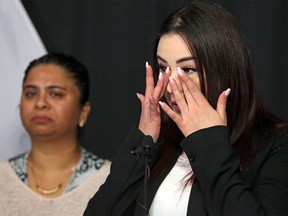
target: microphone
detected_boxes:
[131,135,155,215]
[131,135,154,162]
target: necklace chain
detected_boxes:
[27,154,79,195]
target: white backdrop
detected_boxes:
[0,0,46,160]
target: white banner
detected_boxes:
[0,0,46,160]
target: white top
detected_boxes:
[149,152,193,216]
[0,160,110,216]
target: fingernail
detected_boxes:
[165,67,170,73]
[159,101,164,106]
[158,72,162,80]
[225,88,231,96]
[169,77,174,83]
[145,61,149,68]
[177,67,183,76]
[136,93,141,99]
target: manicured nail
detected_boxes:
[177,67,183,76]
[136,93,141,99]
[158,72,162,80]
[225,88,231,96]
[165,67,170,73]
[159,101,164,106]
[145,61,149,68]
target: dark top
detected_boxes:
[84,126,288,215]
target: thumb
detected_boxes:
[216,88,231,122]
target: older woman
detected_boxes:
[0,53,110,215]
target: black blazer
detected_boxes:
[84,126,288,215]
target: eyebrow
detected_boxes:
[23,84,67,91]
[157,55,196,64]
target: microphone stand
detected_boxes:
[143,145,152,213]
[132,141,153,215]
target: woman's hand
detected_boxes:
[137,62,170,142]
[159,68,230,137]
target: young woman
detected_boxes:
[0,53,110,215]
[84,0,288,215]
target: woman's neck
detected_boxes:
[29,137,81,171]
[27,136,82,197]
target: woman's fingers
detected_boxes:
[168,77,189,113]
[153,68,170,100]
[159,69,171,98]
[149,96,160,119]
[145,62,169,101]
[136,93,145,104]
[181,79,197,108]
[152,73,165,100]
[159,101,180,122]
[162,67,230,136]
[138,62,168,142]
[144,62,155,97]
[216,88,230,122]
[177,67,209,107]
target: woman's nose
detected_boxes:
[35,95,49,109]
[166,69,183,93]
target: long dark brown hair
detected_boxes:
[150,0,288,179]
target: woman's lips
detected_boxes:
[31,116,52,124]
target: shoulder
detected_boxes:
[271,126,288,143]
[80,147,110,171]
[244,127,288,180]
[254,126,288,162]
[62,148,110,192]
[0,160,21,185]
[0,160,9,171]
[268,126,288,154]
[9,152,27,163]
[75,148,110,181]
[6,152,29,183]
[73,147,110,182]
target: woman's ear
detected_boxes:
[78,102,91,127]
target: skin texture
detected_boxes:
[137,34,230,141]
[157,34,201,113]
[20,64,88,140]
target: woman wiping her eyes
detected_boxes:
[84,0,288,215]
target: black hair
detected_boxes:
[23,52,90,106]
